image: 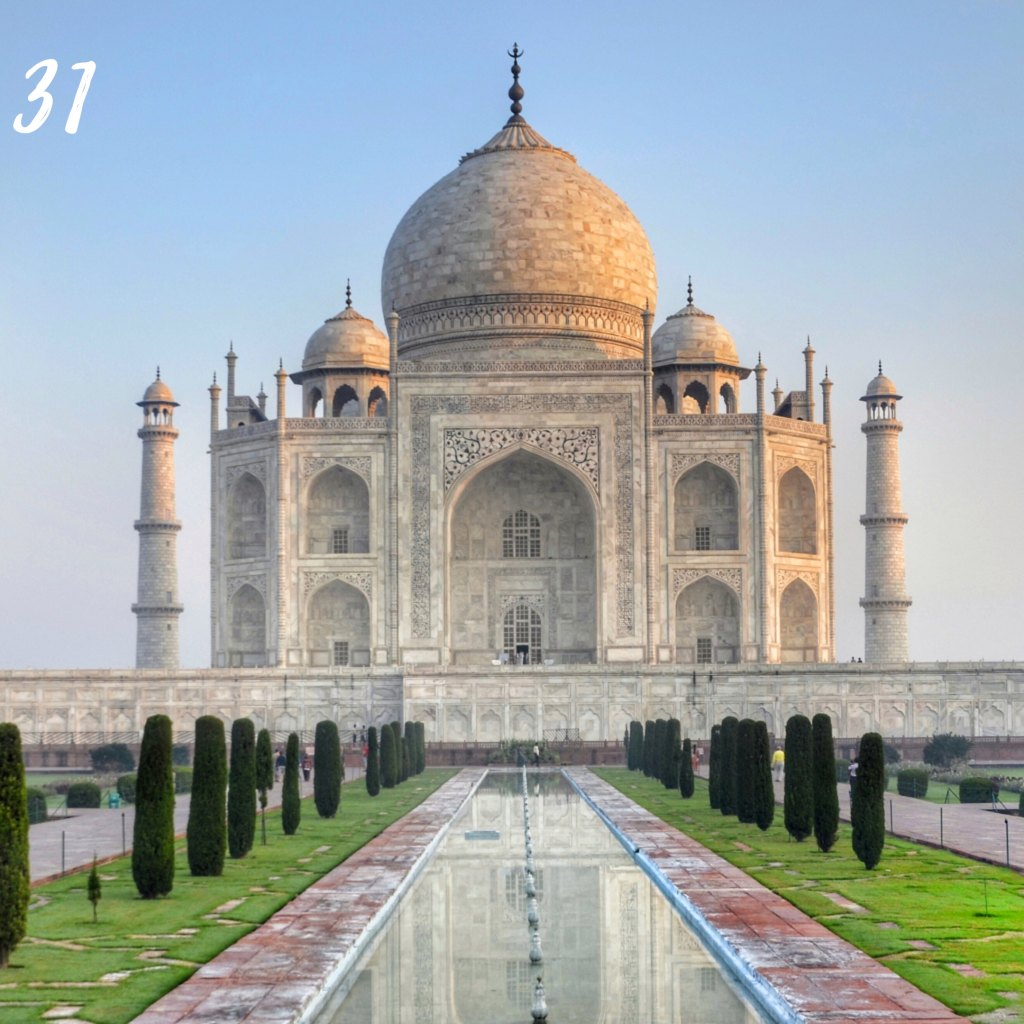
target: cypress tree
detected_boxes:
[227,719,256,858]
[708,724,722,809]
[663,719,681,788]
[852,732,886,870]
[736,719,756,823]
[400,737,410,783]
[0,723,29,968]
[416,721,426,774]
[313,720,342,819]
[133,714,175,898]
[643,721,655,777]
[679,737,694,798]
[255,727,273,846]
[653,719,667,783]
[812,713,839,853]
[628,721,643,771]
[404,722,415,780]
[380,724,398,789]
[187,715,227,875]
[87,855,101,923]
[783,715,813,842]
[365,726,381,796]
[753,721,775,831]
[719,716,739,815]
[282,733,301,835]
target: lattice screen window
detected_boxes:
[332,527,349,554]
[694,525,711,551]
[506,961,533,1011]
[502,510,541,558]
[503,604,542,664]
[333,641,349,666]
[696,637,713,664]
[700,967,717,992]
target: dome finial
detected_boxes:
[507,43,525,124]
[156,365,161,380]
[879,360,883,374]
[346,279,352,308]
[687,276,693,306]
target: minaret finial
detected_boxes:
[687,276,693,306]
[345,279,352,308]
[156,365,161,380]
[279,357,283,370]
[212,372,217,384]
[879,359,883,375]
[507,43,525,124]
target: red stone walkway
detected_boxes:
[569,768,965,1024]
[131,768,484,1024]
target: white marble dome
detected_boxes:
[302,299,389,372]
[652,295,739,367]
[381,118,657,361]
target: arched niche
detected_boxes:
[447,448,597,666]
[308,386,323,417]
[778,467,817,553]
[306,466,369,554]
[675,576,740,665]
[332,384,360,417]
[780,578,818,662]
[682,380,709,414]
[674,462,738,551]
[655,382,675,414]
[228,584,266,667]
[719,382,736,413]
[227,473,266,560]
[307,579,370,667]
[503,603,543,664]
[368,385,388,417]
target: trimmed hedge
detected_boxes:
[0,723,29,968]
[643,721,655,777]
[663,719,681,789]
[132,714,175,898]
[960,776,998,803]
[26,787,48,825]
[282,733,301,835]
[679,737,694,798]
[753,721,775,832]
[897,768,929,799]
[852,733,886,870]
[708,724,722,809]
[187,715,226,877]
[736,719,756,823]
[783,715,813,842]
[653,720,667,785]
[365,726,380,797]
[67,781,102,809]
[416,721,426,774]
[628,721,643,772]
[401,734,411,784]
[227,719,256,858]
[116,774,137,804]
[812,713,839,853]
[719,717,739,816]
[174,767,193,794]
[380,725,397,789]
[313,720,342,819]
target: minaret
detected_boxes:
[803,337,816,422]
[132,370,183,669]
[860,363,911,662]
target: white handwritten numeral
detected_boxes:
[13,59,58,134]
[64,62,96,134]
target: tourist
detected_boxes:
[362,742,368,769]
[848,757,858,796]
[772,746,785,781]
[274,747,285,782]
[302,750,312,782]
[532,743,541,768]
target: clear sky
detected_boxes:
[1,1,1022,669]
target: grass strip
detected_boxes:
[594,767,1024,1021]
[0,769,458,1024]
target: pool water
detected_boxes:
[315,772,767,1024]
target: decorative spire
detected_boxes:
[507,44,525,125]
[279,358,283,369]
[212,372,217,384]
[687,276,693,306]
[879,360,883,374]
[156,365,161,380]
[345,279,352,308]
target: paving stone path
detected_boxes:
[31,769,365,883]
[571,767,964,1024]
[132,767,484,1024]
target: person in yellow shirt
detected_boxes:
[771,747,785,781]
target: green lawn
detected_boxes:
[594,768,1024,1020]
[885,773,1023,809]
[0,770,457,1024]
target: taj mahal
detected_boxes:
[5,54,1022,752]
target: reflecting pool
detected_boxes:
[315,772,767,1024]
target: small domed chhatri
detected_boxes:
[652,280,739,367]
[302,282,389,372]
[863,362,901,399]
[140,368,178,407]
[381,47,657,361]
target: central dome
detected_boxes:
[382,104,657,361]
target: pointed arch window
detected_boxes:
[502,510,541,558]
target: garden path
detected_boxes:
[30,768,365,883]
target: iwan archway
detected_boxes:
[446,448,598,666]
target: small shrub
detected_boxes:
[227,719,256,858]
[26,787,48,824]
[960,776,998,803]
[67,781,102,809]
[281,733,301,835]
[132,714,175,898]
[116,774,137,804]
[812,713,839,853]
[90,743,134,774]
[313,720,342,819]
[884,743,901,765]
[896,768,929,799]
[172,744,191,767]
[173,767,193,794]
[835,758,850,782]
[255,728,273,846]
[0,723,29,968]
[187,716,226,877]
[87,856,101,923]
[365,727,380,797]
[923,733,972,769]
